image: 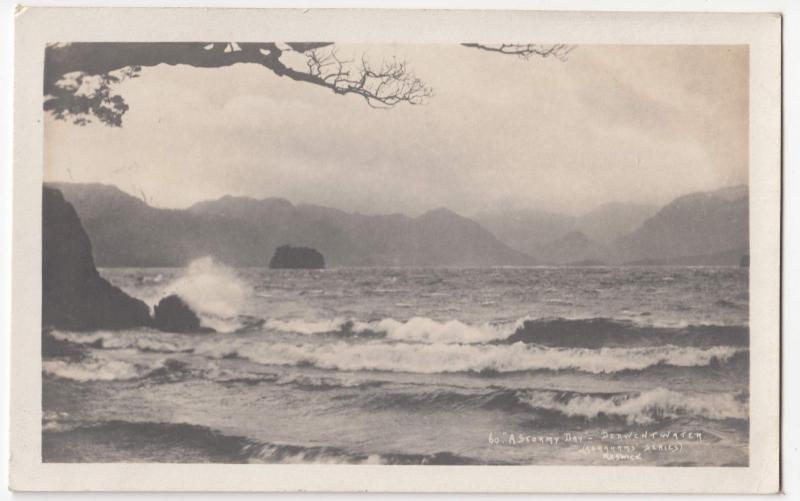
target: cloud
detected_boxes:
[44,44,748,215]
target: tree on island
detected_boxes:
[44,42,574,126]
[269,245,325,269]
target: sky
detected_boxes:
[44,44,748,216]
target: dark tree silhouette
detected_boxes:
[44,42,574,126]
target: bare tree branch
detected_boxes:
[461,43,576,61]
[305,48,431,108]
[43,42,431,126]
[43,42,572,127]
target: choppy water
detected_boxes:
[43,262,749,465]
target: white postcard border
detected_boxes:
[10,7,782,493]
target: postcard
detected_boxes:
[9,7,782,493]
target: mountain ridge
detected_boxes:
[612,185,748,264]
[48,182,535,268]
[473,202,659,262]
[47,182,749,268]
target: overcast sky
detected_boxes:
[44,44,748,216]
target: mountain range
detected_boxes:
[47,182,749,267]
[474,186,748,266]
[48,183,533,267]
[473,202,658,251]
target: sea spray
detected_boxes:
[159,257,250,332]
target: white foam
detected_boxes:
[265,318,349,335]
[43,356,166,382]
[263,315,525,344]
[261,314,748,344]
[242,444,363,465]
[231,341,743,375]
[375,317,521,344]
[193,337,246,359]
[159,257,250,332]
[521,387,748,424]
[50,330,187,353]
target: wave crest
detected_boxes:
[49,330,189,353]
[358,386,748,424]
[43,356,172,382]
[519,387,748,424]
[503,318,749,348]
[204,340,744,375]
[376,317,520,344]
[263,316,518,344]
[263,315,748,348]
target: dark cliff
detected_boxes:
[42,187,151,330]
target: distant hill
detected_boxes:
[611,185,748,265]
[472,209,575,257]
[473,203,656,261]
[48,183,535,267]
[474,187,746,266]
[533,231,609,265]
[575,202,658,244]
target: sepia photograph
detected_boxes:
[39,40,753,467]
[9,7,783,493]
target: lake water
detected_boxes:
[43,262,749,466]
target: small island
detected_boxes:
[269,245,325,269]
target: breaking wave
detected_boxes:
[262,316,748,348]
[50,313,748,353]
[358,386,748,424]
[518,387,748,424]
[158,257,250,332]
[47,323,747,376]
[264,316,518,343]
[48,330,190,353]
[195,339,745,375]
[43,356,176,382]
[502,318,749,348]
[377,317,521,344]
